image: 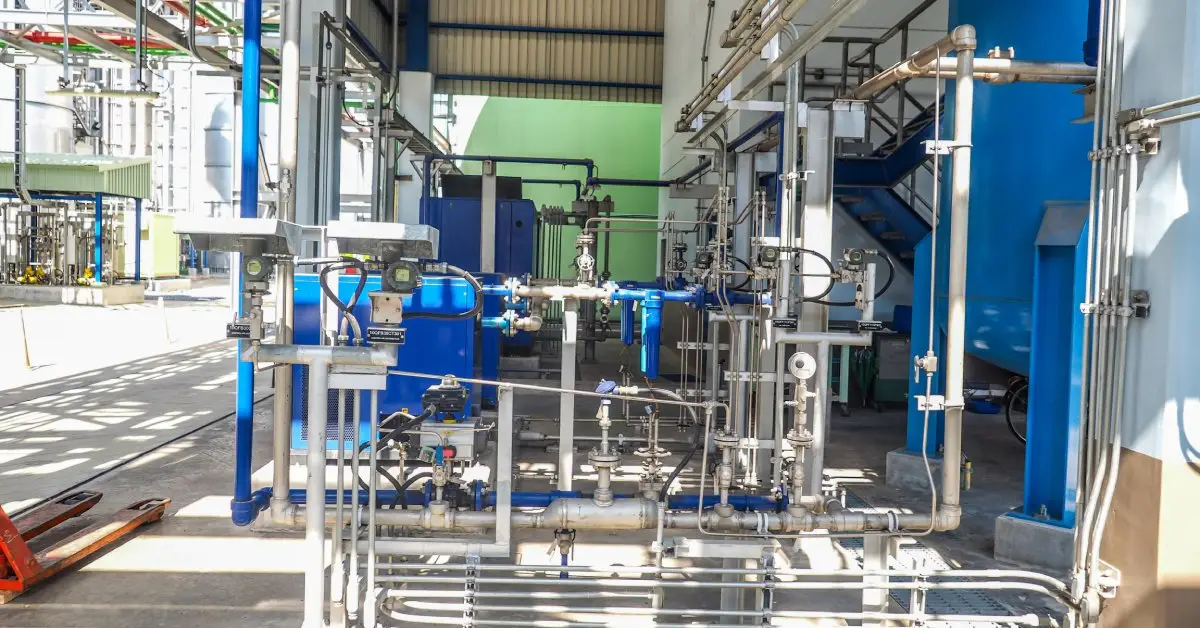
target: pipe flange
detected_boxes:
[713,431,739,449]
[786,428,814,449]
[587,449,621,468]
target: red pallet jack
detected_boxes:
[0,491,170,603]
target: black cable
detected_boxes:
[318,258,368,340]
[729,256,753,291]
[658,421,704,503]
[391,471,432,508]
[805,251,896,306]
[792,247,838,301]
[402,264,484,320]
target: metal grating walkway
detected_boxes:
[838,492,1016,627]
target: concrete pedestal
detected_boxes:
[0,283,145,306]
[994,513,1075,571]
[147,277,193,293]
[885,447,943,492]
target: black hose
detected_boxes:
[402,264,484,321]
[319,258,368,339]
[792,247,838,301]
[391,471,433,508]
[807,251,896,306]
[658,421,704,503]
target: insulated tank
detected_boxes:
[924,0,1093,376]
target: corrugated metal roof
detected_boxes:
[431,0,664,31]
[0,154,153,199]
[429,0,665,103]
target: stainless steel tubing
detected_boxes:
[804,342,831,497]
[268,0,301,526]
[936,57,1095,77]
[247,343,396,367]
[462,614,1042,627]
[303,360,329,626]
[374,561,1072,592]
[938,32,976,534]
[851,25,975,99]
[269,263,294,521]
[773,330,871,346]
[558,299,578,491]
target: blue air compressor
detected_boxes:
[289,273,477,452]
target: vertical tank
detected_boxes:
[929,0,1094,376]
[0,65,76,155]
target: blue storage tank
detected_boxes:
[925,0,1093,377]
[290,273,477,450]
[906,0,1092,455]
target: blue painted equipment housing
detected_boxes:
[290,273,477,451]
[422,196,536,351]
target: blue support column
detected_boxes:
[230,0,263,527]
[93,193,103,283]
[405,0,430,71]
[133,198,142,282]
[1017,205,1088,527]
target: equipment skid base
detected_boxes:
[0,490,170,603]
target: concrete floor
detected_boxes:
[0,335,1065,627]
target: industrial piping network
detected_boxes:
[167,1,1175,625]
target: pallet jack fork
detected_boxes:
[0,491,170,603]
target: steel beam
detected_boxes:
[89,0,263,69]
[0,8,182,29]
[66,26,136,64]
[0,31,64,65]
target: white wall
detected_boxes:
[1118,0,1200,463]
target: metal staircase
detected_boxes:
[822,0,942,269]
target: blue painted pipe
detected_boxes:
[640,292,664,379]
[522,178,583,199]
[288,488,427,505]
[587,177,671,188]
[481,491,784,512]
[422,154,596,210]
[727,112,783,153]
[621,298,635,345]
[230,0,263,528]
[92,193,103,281]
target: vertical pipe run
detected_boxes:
[232,0,262,525]
[304,360,329,627]
[558,300,579,490]
[941,38,975,520]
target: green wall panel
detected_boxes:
[462,97,661,282]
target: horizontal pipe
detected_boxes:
[1137,93,1200,117]
[429,22,663,38]
[244,343,397,366]
[587,177,671,188]
[374,561,1071,593]
[851,24,976,99]
[773,331,872,346]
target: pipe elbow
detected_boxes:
[951,24,977,51]
[935,505,962,531]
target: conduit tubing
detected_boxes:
[269,0,301,523]
[852,25,975,99]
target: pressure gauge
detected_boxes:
[242,255,270,281]
[383,260,422,293]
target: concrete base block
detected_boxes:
[147,277,192,293]
[501,355,541,373]
[0,283,145,306]
[994,513,1075,570]
[885,447,943,492]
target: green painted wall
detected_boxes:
[462,97,661,282]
